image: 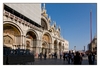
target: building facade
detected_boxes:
[88,35,97,54]
[3,3,69,56]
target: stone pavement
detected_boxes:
[25,56,97,65]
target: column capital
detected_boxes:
[21,35,26,37]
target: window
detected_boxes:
[41,19,48,30]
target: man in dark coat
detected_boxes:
[88,52,95,65]
[74,51,82,65]
[68,51,72,64]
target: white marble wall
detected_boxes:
[5,3,41,25]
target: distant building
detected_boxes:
[88,35,97,54]
[3,3,69,56]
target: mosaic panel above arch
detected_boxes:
[3,24,21,36]
[42,34,51,43]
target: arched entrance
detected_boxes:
[3,23,21,48]
[42,33,51,54]
[26,31,37,51]
[54,40,57,52]
[59,42,61,53]
[42,42,47,54]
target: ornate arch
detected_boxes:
[3,21,23,35]
[41,16,49,30]
[42,32,52,43]
[3,22,22,48]
[26,29,38,49]
[26,29,39,40]
[59,42,62,47]
[54,40,58,52]
[59,42,62,53]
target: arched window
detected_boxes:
[41,19,48,30]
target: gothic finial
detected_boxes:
[48,16,51,22]
[49,16,51,20]
[53,21,56,28]
[58,26,61,31]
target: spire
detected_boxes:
[54,21,56,26]
[90,9,92,42]
[43,3,45,9]
[58,26,61,31]
[53,21,56,29]
[49,16,51,20]
[48,16,51,22]
[90,9,92,12]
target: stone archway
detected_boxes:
[59,42,61,53]
[42,42,48,54]
[3,23,21,49]
[26,31,37,52]
[54,40,57,53]
[42,33,51,54]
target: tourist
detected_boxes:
[68,51,72,64]
[44,52,47,60]
[60,52,62,59]
[74,51,82,65]
[88,52,95,65]
[40,52,43,60]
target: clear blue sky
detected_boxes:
[42,3,97,51]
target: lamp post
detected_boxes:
[74,46,76,52]
[84,46,85,52]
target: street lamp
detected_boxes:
[74,46,76,52]
[84,46,85,52]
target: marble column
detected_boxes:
[22,35,26,49]
[57,43,59,55]
[36,39,42,54]
[50,43,53,53]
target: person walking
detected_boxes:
[88,52,92,65]
[91,52,95,64]
[40,52,43,60]
[68,51,72,64]
[71,53,74,64]
[60,52,62,59]
[54,52,57,59]
[74,51,82,65]
[88,52,95,65]
[79,53,83,64]
[44,52,47,60]
[63,52,66,61]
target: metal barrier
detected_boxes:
[3,47,35,65]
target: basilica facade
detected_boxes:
[3,3,69,56]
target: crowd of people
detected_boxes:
[37,51,96,65]
[62,51,83,65]
[4,46,96,65]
